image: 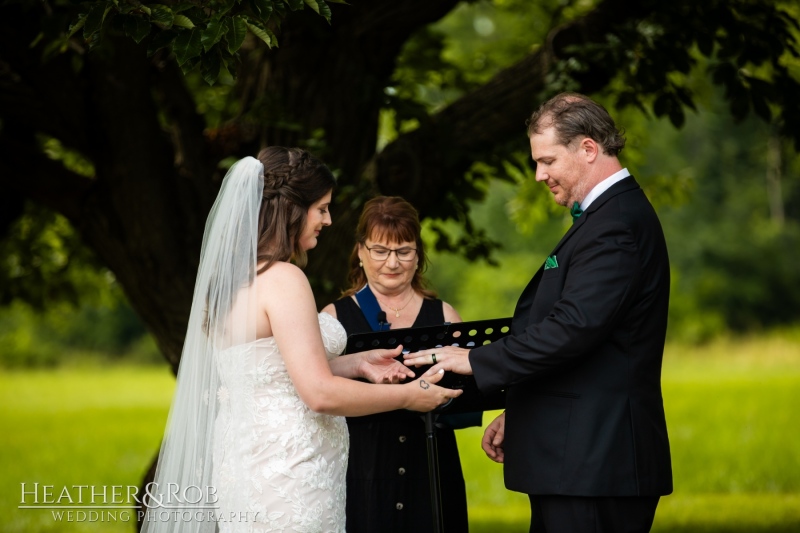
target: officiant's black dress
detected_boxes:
[333,297,469,533]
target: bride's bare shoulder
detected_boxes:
[258,260,305,276]
[256,261,311,291]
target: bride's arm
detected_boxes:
[317,303,359,379]
[261,263,460,416]
[320,303,414,384]
[328,346,415,383]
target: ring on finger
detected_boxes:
[431,353,437,365]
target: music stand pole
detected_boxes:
[424,411,444,533]
[343,317,511,533]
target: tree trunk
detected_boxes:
[0,0,658,366]
[4,1,798,530]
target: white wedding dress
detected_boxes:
[212,312,349,533]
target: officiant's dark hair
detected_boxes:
[341,196,436,299]
[527,92,626,156]
[256,146,336,273]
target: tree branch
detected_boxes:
[345,0,460,40]
[0,3,92,155]
[151,53,214,186]
[373,0,651,217]
[0,129,93,223]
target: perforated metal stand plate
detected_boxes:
[344,317,512,414]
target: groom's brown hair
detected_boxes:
[527,92,626,156]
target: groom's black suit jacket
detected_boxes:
[469,176,673,497]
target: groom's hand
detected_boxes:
[481,412,506,463]
[403,346,473,376]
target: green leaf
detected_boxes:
[68,14,87,39]
[173,14,195,29]
[286,0,304,11]
[253,0,274,21]
[674,86,696,111]
[653,93,670,118]
[667,106,685,129]
[220,53,238,80]
[304,0,320,14]
[171,3,195,13]
[201,48,222,85]
[201,20,225,52]
[324,0,348,3]
[729,93,750,123]
[123,15,152,44]
[244,19,274,48]
[317,1,332,22]
[181,7,207,26]
[711,62,737,86]
[217,1,236,17]
[148,5,175,29]
[225,16,247,54]
[147,29,177,56]
[30,32,44,48]
[305,0,331,22]
[84,3,111,39]
[696,31,714,57]
[266,27,279,47]
[41,37,68,60]
[173,28,203,65]
[180,55,201,75]
[750,92,772,122]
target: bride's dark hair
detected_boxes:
[256,146,336,273]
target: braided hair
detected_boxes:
[256,146,336,273]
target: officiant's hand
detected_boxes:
[482,412,506,463]
[359,345,415,384]
[403,346,473,376]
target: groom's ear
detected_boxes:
[580,137,599,163]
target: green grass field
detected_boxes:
[1,333,799,532]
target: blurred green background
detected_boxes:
[2,1,800,532]
[2,337,799,532]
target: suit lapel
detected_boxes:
[511,266,543,333]
[513,177,642,332]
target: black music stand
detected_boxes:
[344,317,511,533]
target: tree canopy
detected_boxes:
[1,0,799,369]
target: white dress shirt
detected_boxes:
[580,168,631,210]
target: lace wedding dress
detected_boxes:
[213,312,349,533]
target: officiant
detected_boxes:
[322,196,470,533]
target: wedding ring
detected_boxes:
[431,353,437,365]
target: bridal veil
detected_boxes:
[141,156,263,533]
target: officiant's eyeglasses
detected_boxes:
[365,245,417,262]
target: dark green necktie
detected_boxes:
[570,202,583,223]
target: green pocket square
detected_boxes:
[544,255,559,270]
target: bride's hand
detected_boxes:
[359,345,415,384]
[403,368,463,412]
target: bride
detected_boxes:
[141,147,461,533]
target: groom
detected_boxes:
[406,93,673,532]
